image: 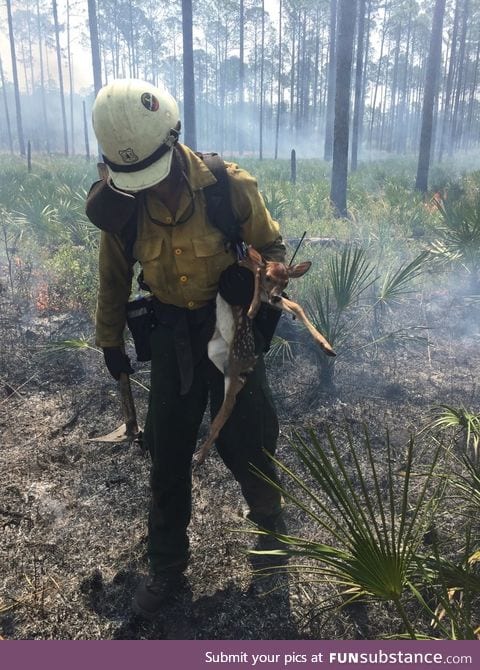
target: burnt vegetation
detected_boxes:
[1,156,480,640]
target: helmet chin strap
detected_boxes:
[103,120,182,174]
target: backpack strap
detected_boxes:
[196,152,242,248]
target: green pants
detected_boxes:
[144,316,281,574]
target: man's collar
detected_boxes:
[176,144,218,191]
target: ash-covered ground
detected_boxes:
[1,284,479,640]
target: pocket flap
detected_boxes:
[193,232,225,258]
[133,236,164,262]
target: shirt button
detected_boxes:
[174,248,182,255]
[165,216,172,223]
[187,301,195,308]
[180,275,188,283]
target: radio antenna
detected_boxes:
[289,231,306,266]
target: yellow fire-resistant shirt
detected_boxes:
[95,145,285,347]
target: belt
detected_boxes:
[151,298,215,395]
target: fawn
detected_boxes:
[195,246,335,464]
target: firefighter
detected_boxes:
[86,79,285,620]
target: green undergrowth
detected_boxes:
[1,153,480,317]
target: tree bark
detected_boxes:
[449,0,469,155]
[324,0,337,161]
[415,0,446,193]
[67,0,75,154]
[52,0,69,155]
[351,0,366,171]
[87,0,102,96]
[36,0,49,152]
[438,0,460,160]
[6,0,25,156]
[182,0,197,149]
[0,52,14,154]
[368,4,388,149]
[259,0,265,159]
[330,0,357,217]
[239,0,245,155]
[274,0,283,159]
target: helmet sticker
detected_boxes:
[141,92,160,111]
[119,148,139,163]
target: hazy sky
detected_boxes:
[0,0,281,95]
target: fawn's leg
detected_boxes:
[207,329,282,518]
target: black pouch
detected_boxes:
[126,295,157,362]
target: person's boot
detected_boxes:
[247,509,288,551]
[132,572,187,620]
[247,510,289,596]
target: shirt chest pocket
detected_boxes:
[133,236,164,262]
[133,236,167,290]
[192,232,233,286]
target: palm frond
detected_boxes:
[379,251,430,304]
[328,246,377,311]
[265,335,296,364]
[261,187,289,221]
[250,426,445,638]
[429,405,480,458]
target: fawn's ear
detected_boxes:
[246,246,264,267]
[288,261,311,278]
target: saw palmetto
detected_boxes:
[250,427,444,638]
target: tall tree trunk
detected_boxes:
[324,0,337,161]
[396,3,413,154]
[52,0,69,155]
[379,38,392,151]
[387,23,401,152]
[82,99,90,160]
[67,0,75,154]
[438,0,460,160]
[295,11,302,138]
[312,7,320,132]
[464,38,480,150]
[330,0,357,217]
[6,0,25,156]
[87,0,102,96]
[0,53,14,154]
[351,0,366,171]
[290,12,295,131]
[368,4,388,149]
[128,0,136,78]
[274,0,283,159]
[113,0,120,78]
[259,0,265,159]
[449,0,469,155]
[359,0,371,149]
[182,0,196,149]
[20,38,30,97]
[415,0,446,193]
[26,0,35,93]
[36,0,50,152]
[239,0,245,155]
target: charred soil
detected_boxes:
[1,285,480,640]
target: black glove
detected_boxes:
[218,264,255,306]
[102,347,134,380]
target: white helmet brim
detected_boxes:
[104,143,175,192]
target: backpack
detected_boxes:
[196,152,242,247]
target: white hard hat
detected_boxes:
[92,78,180,192]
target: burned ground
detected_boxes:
[1,281,479,640]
